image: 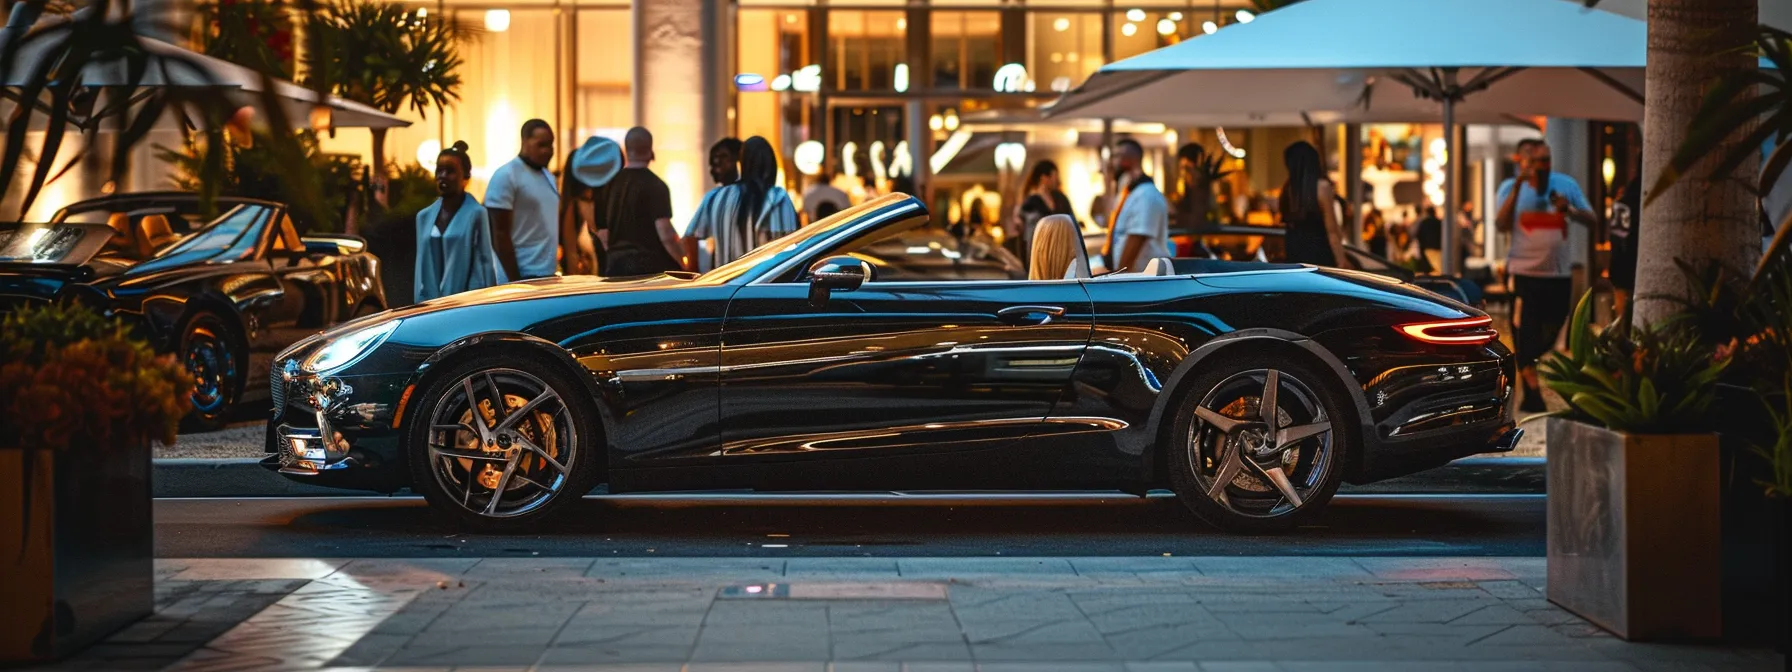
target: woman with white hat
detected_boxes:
[415,141,503,301]
[558,135,624,275]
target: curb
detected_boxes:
[152,456,1546,499]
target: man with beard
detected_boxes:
[1496,138,1597,413]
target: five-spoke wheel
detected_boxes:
[1170,353,1349,532]
[407,356,600,530]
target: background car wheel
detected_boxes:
[178,311,242,433]
[1168,352,1352,533]
[405,353,601,532]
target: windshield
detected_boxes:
[0,223,112,264]
[698,195,914,284]
[133,204,268,272]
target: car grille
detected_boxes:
[270,365,286,419]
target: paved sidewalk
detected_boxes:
[38,557,1778,671]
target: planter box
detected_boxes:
[0,444,154,663]
[1547,417,1722,641]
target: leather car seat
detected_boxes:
[138,214,179,257]
[101,212,136,255]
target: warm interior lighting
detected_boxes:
[1121,22,1138,37]
[1125,8,1146,22]
[1053,17,1070,32]
[794,141,825,176]
[1156,19,1175,35]
[1201,20,1218,34]
[485,9,511,32]
[1398,316,1498,345]
[416,139,441,168]
[894,63,909,93]
[1235,9,1255,23]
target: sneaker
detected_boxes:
[1520,386,1547,413]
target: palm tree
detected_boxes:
[1632,0,1761,325]
[0,0,315,219]
[305,0,462,210]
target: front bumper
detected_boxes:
[261,360,412,493]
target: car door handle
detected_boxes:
[997,305,1065,325]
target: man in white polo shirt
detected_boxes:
[485,119,560,280]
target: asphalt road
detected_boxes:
[155,492,1544,558]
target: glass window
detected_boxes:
[576,9,634,141]
[829,215,1024,282]
[140,205,269,270]
[737,9,811,152]
[931,11,1002,91]
[1028,11,1102,94]
[829,10,906,91]
[1111,8,1199,62]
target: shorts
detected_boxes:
[1513,275,1573,368]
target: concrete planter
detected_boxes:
[0,444,154,663]
[1546,417,1722,641]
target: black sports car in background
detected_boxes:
[2,193,386,430]
[267,193,1519,532]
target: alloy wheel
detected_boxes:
[184,322,236,417]
[425,368,578,519]
[1186,368,1335,518]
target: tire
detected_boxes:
[178,311,243,433]
[405,352,602,532]
[1167,351,1353,533]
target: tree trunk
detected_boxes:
[1633,0,1760,326]
[367,125,390,218]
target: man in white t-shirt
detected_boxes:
[1495,139,1598,412]
[1104,138,1170,273]
[485,119,560,280]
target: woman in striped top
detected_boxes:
[681,136,800,271]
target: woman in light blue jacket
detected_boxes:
[415,141,503,301]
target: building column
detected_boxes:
[635,0,726,229]
[1546,118,1593,298]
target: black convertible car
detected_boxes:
[267,194,1519,532]
[2,193,386,430]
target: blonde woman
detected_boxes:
[1029,214,1087,280]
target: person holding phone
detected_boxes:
[1496,139,1598,413]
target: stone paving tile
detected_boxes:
[1190,556,1373,578]
[535,643,696,665]
[1353,557,1522,581]
[588,558,787,578]
[163,558,349,581]
[785,558,903,577]
[898,558,1078,577]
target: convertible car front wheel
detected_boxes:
[1169,352,1351,533]
[406,355,601,531]
[179,311,242,433]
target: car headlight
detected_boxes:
[302,320,400,374]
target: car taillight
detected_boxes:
[1398,316,1497,345]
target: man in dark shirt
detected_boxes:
[594,127,683,276]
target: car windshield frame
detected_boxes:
[128,204,271,274]
[698,194,921,285]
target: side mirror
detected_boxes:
[807,256,872,307]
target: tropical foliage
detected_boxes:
[1673,248,1792,496]
[1649,26,1792,275]
[0,303,192,451]
[157,131,363,232]
[305,0,462,205]
[1538,292,1729,434]
[0,0,322,221]
[198,0,296,79]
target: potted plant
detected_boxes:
[1540,291,1729,641]
[0,304,192,663]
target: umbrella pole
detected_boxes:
[1441,97,1459,277]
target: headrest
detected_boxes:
[1142,257,1173,276]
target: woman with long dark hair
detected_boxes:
[682,136,799,269]
[1279,140,1351,268]
[415,141,501,301]
[1010,160,1075,265]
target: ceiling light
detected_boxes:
[485,9,510,32]
[1157,19,1175,35]
[1169,11,1183,20]
[1236,9,1255,23]
[1125,8,1146,22]
[1121,22,1137,37]
[1201,20,1218,34]
[1053,17,1070,32]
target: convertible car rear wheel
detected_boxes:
[1169,353,1350,533]
[179,311,241,433]
[406,355,600,531]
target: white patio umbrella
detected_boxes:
[3,36,410,130]
[1045,0,1657,274]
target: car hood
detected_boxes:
[392,273,695,315]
